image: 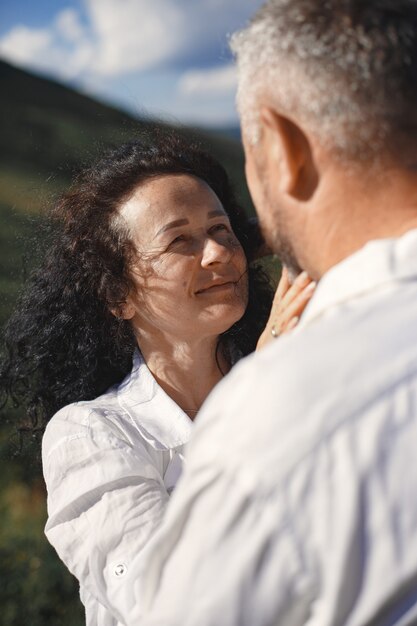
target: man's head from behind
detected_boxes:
[231,0,417,277]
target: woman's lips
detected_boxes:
[195,281,235,295]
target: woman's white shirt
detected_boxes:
[42,350,193,626]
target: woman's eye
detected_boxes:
[209,223,229,234]
[168,235,187,247]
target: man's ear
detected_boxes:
[259,107,317,201]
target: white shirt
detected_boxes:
[42,350,193,626]
[122,229,417,625]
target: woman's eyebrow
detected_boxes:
[207,209,227,219]
[155,218,189,237]
[155,210,226,238]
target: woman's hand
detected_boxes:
[257,268,316,350]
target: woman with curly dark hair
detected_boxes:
[0,130,314,625]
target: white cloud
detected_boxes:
[0,1,190,79]
[55,8,85,43]
[0,25,52,65]
[84,0,186,75]
[178,64,237,97]
[0,11,91,78]
[0,0,264,79]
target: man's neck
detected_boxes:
[303,164,417,279]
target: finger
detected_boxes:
[281,316,299,334]
[279,270,312,309]
[269,281,316,334]
[280,281,316,324]
[274,266,292,301]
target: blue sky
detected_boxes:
[0,0,264,128]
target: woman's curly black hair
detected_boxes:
[0,129,273,433]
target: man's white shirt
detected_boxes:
[124,229,417,625]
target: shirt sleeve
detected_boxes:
[123,459,314,626]
[42,404,170,625]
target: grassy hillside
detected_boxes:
[0,60,260,626]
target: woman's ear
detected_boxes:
[111,299,135,320]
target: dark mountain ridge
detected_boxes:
[0,59,248,211]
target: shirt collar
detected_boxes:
[117,350,193,451]
[300,228,417,329]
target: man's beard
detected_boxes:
[258,209,303,281]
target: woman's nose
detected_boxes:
[200,237,232,267]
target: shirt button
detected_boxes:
[114,563,127,578]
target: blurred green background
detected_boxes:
[0,59,269,625]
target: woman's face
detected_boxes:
[119,174,248,342]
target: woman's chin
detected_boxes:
[198,300,247,334]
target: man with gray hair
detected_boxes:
[121,1,417,624]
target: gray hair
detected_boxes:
[231,0,417,163]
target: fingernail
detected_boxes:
[296,271,309,284]
[305,281,317,293]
